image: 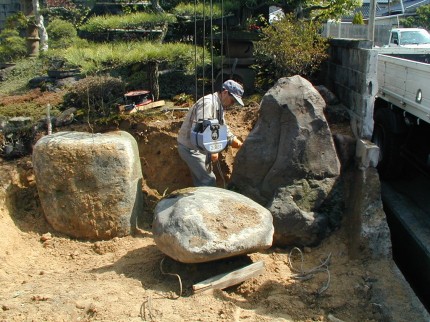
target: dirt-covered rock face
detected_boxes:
[1,97,429,321]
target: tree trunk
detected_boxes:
[32,0,48,52]
[148,61,159,101]
[151,0,164,13]
[21,0,33,15]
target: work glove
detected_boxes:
[231,138,243,149]
[205,153,219,173]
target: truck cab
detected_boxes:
[388,28,430,48]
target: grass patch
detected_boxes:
[0,101,60,120]
[80,12,176,33]
[55,41,208,74]
[0,89,64,120]
[0,58,47,95]
[172,2,235,18]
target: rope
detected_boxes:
[223,0,229,82]
[220,0,224,85]
[287,247,332,295]
[215,159,226,188]
[194,0,198,102]
[210,0,215,95]
[202,0,206,119]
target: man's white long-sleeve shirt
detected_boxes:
[177,92,234,150]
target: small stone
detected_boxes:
[76,300,88,310]
[42,240,53,248]
[40,233,52,242]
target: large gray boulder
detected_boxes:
[152,187,274,263]
[32,131,143,240]
[230,76,341,247]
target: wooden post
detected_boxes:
[193,261,265,294]
[147,61,159,101]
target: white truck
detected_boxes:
[387,28,430,49]
[372,47,430,178]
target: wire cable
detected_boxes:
[159,257,183,298]
[287,247,332,295]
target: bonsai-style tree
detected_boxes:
[352,11,364,25]
[0,29,27,63]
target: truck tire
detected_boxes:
[372,108,405,179]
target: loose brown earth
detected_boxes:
[0,91,426,321]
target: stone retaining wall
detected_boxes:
[323,39,378,140]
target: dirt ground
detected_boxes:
[0,95,428,321]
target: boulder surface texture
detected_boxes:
[152,187,274,263]
[33,131,143,240]
[231,76,341,247]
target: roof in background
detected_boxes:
[378,0,430,15]
[344,0,429,20]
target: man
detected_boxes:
[177,79,244,186]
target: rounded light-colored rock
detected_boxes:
[32,131,143,240]
[152,187,274,263]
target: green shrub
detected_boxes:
[159,71,195,99]
[41,2,91,28]
[253,14,328,88]
[4,12,28,36]
[401,4,430,29]
[116,67,148,90]
[62,75,125,117]
[47,19,78,49]
[352,12,364,25]
[0,29,27,63]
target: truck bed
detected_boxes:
[377,47,430,63]
[377,52,430,124]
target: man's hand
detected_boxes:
[231,138,243,149]
[211,153,219,162]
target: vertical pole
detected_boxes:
[368,0,376,45]
[46,104,52,135]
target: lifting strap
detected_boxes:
[190,0,228,155]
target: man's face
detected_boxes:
[222,90,237,108]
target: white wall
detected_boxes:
[322,16,412,47]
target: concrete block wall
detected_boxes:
[323,39,378,140]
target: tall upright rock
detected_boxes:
[231,76,341,246]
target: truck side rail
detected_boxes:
[377,54,430,125]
